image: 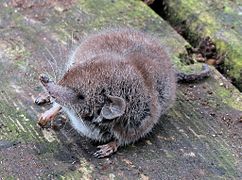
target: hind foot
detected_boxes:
[93,141,119,158]
[38,103,62,127]
[35,92,51,105]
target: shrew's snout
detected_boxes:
[39,74,53,86]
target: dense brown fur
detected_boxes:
[37,28,176,157]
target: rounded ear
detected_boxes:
[100,95,126,120]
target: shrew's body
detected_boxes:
[37,28,179,158]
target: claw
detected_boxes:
[93,141,119,158]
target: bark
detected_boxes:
[160,0,242,90]
[0,0,241,179]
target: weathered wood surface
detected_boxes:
[0,0,241,179]
[159,0,242,90]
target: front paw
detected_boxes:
[38,110,56,127]
[35,93,51,105]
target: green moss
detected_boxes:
[215,86,242,111]
[163,0,242,90]
[3,176,16,180]
[0,100,40,142]
[173,54,207,74]
[223,6,233,13]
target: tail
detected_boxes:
[176,64,210,83]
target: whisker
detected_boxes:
[57,43,65,79]
[42,52,57,81]
[44,47,59,81]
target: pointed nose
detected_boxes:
[39,74,53,86]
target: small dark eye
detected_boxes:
[77,94,85,100]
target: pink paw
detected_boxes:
[93,141,118,158]
[38,109,56,127]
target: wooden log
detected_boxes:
[0,0,241,179]
[155,0,242,90]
